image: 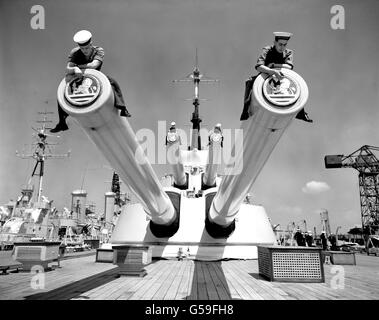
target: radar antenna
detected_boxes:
[173,48,219,150]
[16,112,71,204]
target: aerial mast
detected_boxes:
[16,111,70,204]
[173,48,219,150]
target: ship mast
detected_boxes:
[16,112,70,204]
[173,49,219,150]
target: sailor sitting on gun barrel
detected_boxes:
[51,30,131,133]
[240,31,312,123]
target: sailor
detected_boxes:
[50,30,131,133]
[177,247,184,261]
[320,230,328,250]
[305,230,314,247]
[165,122,181,145]
[208,123,224,147]
[214,123,222,134]
[294,227,306,246]
[240,31,312,123]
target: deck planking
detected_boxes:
[142,261,180,300]
[196,261,209,300]
[207,262,232,300]
[229,261,288,300]
[1,253,379,300]
[109,260,166,300]
[162,259,188,300]
[175,259,195,300]
[200,262,219,300]
[186,260,197,300]
[126,260,174,300]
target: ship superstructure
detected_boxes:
[0,112,70,248]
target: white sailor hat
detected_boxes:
[215,123,221,128]
[73,30,92,45]
[273,31,292,40]
[169,122,176,130]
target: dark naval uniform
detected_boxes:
[240,45,311,122]
[320,232,328,250]
[255,45,294,70]
[68,45,105,71]
[294,230,306,247]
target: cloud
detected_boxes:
[302,181,331,194]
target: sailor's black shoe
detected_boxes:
[50,122,69,133]
[240,111,250,121]
[302,112,313,123]
[240,100,251,121]
[295,110,313,123]
[120,109,131,117]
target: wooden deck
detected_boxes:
[0,253,378,300]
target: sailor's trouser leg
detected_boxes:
[50,102,69,132]
[107,76,131,117]
[107,76,126,108]
[295,108,313,122]
[240,76,256,121]
[57,102,69,123]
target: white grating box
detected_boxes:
[258,246,324,282]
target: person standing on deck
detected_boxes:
[320,231,328,250]
[305,231,314,247]
[294,227,306,246]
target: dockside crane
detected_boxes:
[325,145,379,236]
[319,208,332,236]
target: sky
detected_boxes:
[1,0,379,234]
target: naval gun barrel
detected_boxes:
[202,130,223,189]
[166,129,187,189]
[206,69,309,238]
[57,70,178,236]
